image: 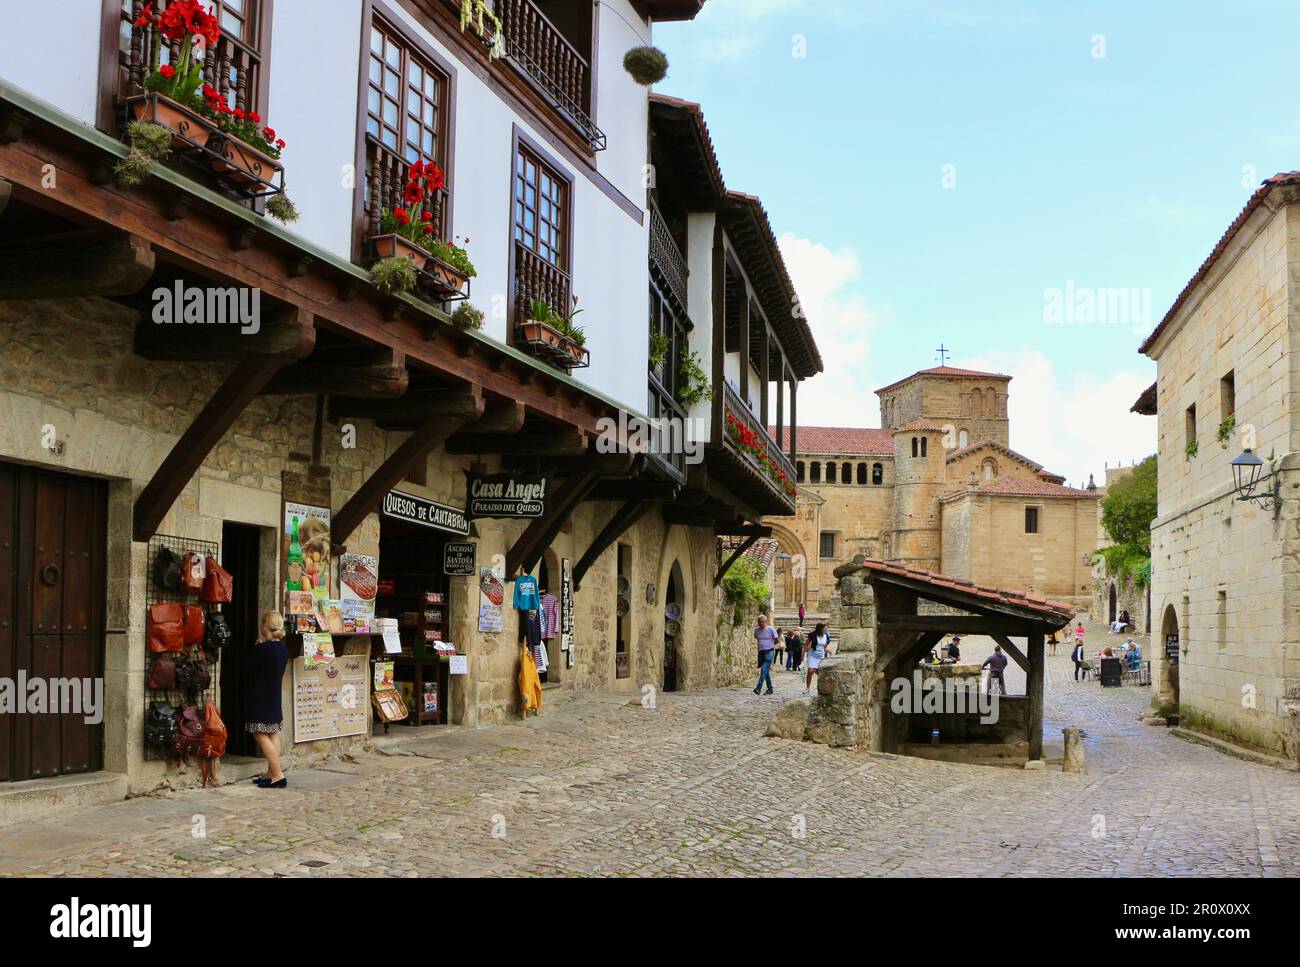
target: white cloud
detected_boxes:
[777,233,888,427]
[954,347,1156,488]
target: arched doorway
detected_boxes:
[663,562,685,692]
[1160,604,1180,709]
[1107,583,1117,625]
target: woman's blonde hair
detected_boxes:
[261,610,286,640]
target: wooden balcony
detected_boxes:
[363,138,449,243]
[446,0,605,150]
[710,381,796,514]
[513,241,584,369]
[650,201,688,311]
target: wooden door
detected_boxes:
[0,463,106,781]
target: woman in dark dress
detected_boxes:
[249,610,289,788]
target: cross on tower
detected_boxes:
[935,344,951,366]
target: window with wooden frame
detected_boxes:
[511,131,574,334]
[102,0,272,132]
[358,13,454,257]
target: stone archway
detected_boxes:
[1107,583,1118,626]
[663,561,685,692]
[766,520,808,613]
[1158,603,1180,710]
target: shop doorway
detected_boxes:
[1107,584,1117,626]
[0,462,107,782]
[219,522,264,757]
[663,561,684,692]
[537,553,561,683]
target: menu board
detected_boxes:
[292,654,369,743]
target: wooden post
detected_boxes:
[1027,632,1045,761]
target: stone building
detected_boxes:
[1138,171,1300,762]
[768,366,1100,612]
[0,1,822,806]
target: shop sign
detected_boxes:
[1165,634,1179,662]
[382,489,469,536]
[465,471,548,519]
[443,542,477,576]
[561,557,574,669]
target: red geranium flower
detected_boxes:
[275,139,285,149]
[393,208,410,224]
[158,64,175,79]
[233,107,245,120]
[403,181,424,204]
[248,112,261,124]
[421,210,433,222]
[262,127,275,139]
[133,3,155,28]
[423,224,434,234]
[425,164,446,192]
[407,161,426,180]
[202,83,218,99]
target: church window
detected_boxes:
[826,462,837,483]
[811,462,821,483]
[819,532,836,559]
[920,437,928,457]
[872,463,883,485]
[911,437,918,457]
[1025,507,1039,534]
[842,462,852,482]
[796,461,805,483]
[958,429,968,449]
[857,463,868,484]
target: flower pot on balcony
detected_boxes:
[371,234,430,272]
[208,133,283,190]
[422,255,471,297]
[519,320,589,369]
[129,92,206,154]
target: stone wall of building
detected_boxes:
[0,295,722,789]
[1146,193,1300,761]
[879,375,1010,448]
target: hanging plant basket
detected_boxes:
[518,319,589,369]
[422,255,471,298]
[623,46,669,86]
[208,133,282,188]
[128,92,208,156]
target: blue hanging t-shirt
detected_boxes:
[514,574,541,611]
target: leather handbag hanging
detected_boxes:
[153,547,182,593]
[147,655,178,691]
[175,655,211,691]
[197,703,228,787]
[201,555,233,604]
[203,612,231,662]
[182,604,206,647]
[145,701,178,750]
[147,603,185,653]
[172,704,205,762]
[180,551,206,596]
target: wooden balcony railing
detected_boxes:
[722,380,796,497]
[514,241,572,328]
[121,0,263,114]
[650,201,689,311]
[363,137,449,248]
[646,371,688,483]
[448,0,605,150]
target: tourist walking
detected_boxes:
[1047,630,1059,656]
[753,614,777,696]
[798,601,806,627]
[773,627,785,668]
[1071,637,1086,681]
[786,627,803,671]
[981,643,1008,696]
[804,623,830,694]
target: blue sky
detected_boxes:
[654,0,1300,485]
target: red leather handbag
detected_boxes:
[147,603,185,653]
[180,551,206,596]
[182,605,206,647]
[201,555,233,604]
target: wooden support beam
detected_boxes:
[876,630,944,674]
[505,471,603,578]
[714,533,760,587]
[447,428,587,457]
[134,304,316,361]
[502,451,638,475]
[457,398,526,435]
[880,615,1044,637]
[572,499,654,591]
[1026,632,1045,761]
[717,523,772,538]
[0,234,154,300]
[0,177,10,218]
[990,634,1030,674]
[262,351,408,398]
[588,480,681,501]
[329,390,483,423]
[332,387,485,543]
[133,355,285,541]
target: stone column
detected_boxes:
[1062,726,1086,773]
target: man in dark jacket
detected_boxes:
[1071,638,1087,681]
[786,629,803,671]
[982,644,1008,695]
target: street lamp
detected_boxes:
[1231,448,1277,511]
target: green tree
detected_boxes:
[1096,454,1157,586]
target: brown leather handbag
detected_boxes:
[201,555,233,604]
[180,551,206,596]
[182,604,206,647]
[147,655,178,690]
[197,703,228,786]
[147,603,185,653]
[172,705,205,762]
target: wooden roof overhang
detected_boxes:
[0,81,649,544]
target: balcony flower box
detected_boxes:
[519,319,589,369]
[421,254,472,299]
[208,133,283,189]
[372,233,431,272]
[128,92,206,155]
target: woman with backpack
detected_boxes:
[248,610,290,788]
[805,623,830,694]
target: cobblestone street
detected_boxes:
[0,646,1296,878]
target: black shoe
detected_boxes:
[753,686,762,695]
[256,776,287,789]
[765,688,774,695]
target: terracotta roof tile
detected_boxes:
[1140,172,1300,355]
[767,426,895,456]
[944,439,1043,470]
[895,418,949,432]
[875,366,1012,396]
[939,476,1100,500]
[842,559,1075,624]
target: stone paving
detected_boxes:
[0,625,1296,877]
